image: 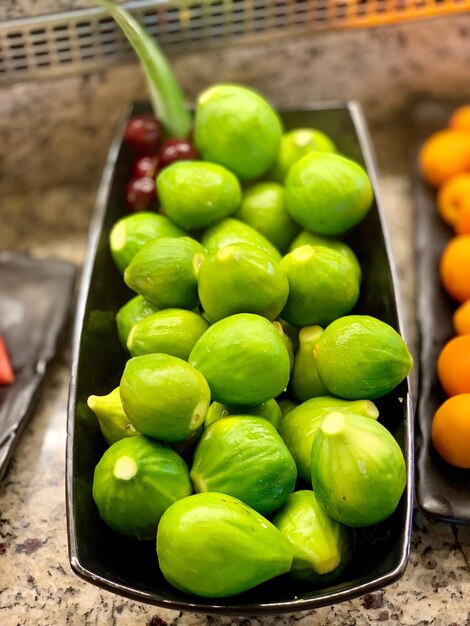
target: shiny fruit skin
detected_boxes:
[158,139,198,169]
[437,335,470,396]
[125,177,157,212]
[132,155,160,179]
[431,394,470,468]
[123,115,163,154]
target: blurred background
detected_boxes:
[1,2,469,208]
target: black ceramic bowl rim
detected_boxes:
[66,100,414,615]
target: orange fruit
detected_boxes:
[437,173,470,227]
[453,300,470,335]
[455,195,470,235]
[439,235,470,302]
[437,335,470,396]
[449,105,470,132]
[431,394,470,468]
[418,129,470,187]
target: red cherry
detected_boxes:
[123,115,163,154]
[132,155,159,179]
[125,177,157,212]
[158,139,197,169]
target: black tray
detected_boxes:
[0,251,76,481]
[413,100,470,524]
[66,101,414,614]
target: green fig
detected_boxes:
[119,354,211,442]
[156,492,293,597]
[311,412,407,527]
[124,236,205,309]
[313,315,414,400]
[92,436,192,540]
[289,231,361,281]
[157,161,242,230]
[190,416,297,515]
[269,128,337,183]
[273,321,295,373]
[235,182,300,253]
[115,295,160,349]
[109,212,185,274]
[272,490,354,583]
[201,217,282,262]
[198,243,289,322]
[291,326,328,402]
[278,398,299,418]
[204,398,282,430]
[280,396,379,482]
[126,308,209,360]
[277,318,300,350]
[279,245,360,327]
[87,387,139,446]
[194,83,283,182]
[285,151,373,236]
[189,313,290,405]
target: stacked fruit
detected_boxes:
[419,105,470,470]
[121,114,198,212]
[86,82,413,599]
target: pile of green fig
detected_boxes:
[87,83,413,599]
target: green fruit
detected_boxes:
[87,387,139,446]
[279,245,360,327]
[198,243,289,322]
[269,128,336,183]
[156,492,293,597]
[109,212,185,274]
[127,309,209,360]
[115,295,160,349]
[272,490,354,583]
[189,313,290,405]
[204,398,282,430]
[291,326,328,402]
[124,236,205,309]
[170,425,204,459]
[289,231,362,280]
[157,161,242,230]
[194,84,283,182]
[92,436,192,540]
[201,217,282,261]
[120,354,211,442]
[285,152,373,236]
[278,398,298,418]
[272,321,295,373]
[235,182,300,253]
[280,396,379,483]
[313,315,414,400]
[311,412,407,526]
[191,416,297,515]
[278,318,300,349]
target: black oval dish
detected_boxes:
[412,100,470,525]
[66,102,414,614]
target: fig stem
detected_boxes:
[321,412,346,435]
[114,456,138,480]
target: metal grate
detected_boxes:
[0,0,469,84]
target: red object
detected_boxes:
[0,336,15,385]
[125,177,158,212]
[123,115,163,154]
[132,155,160,179]
[158,139,197,169]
